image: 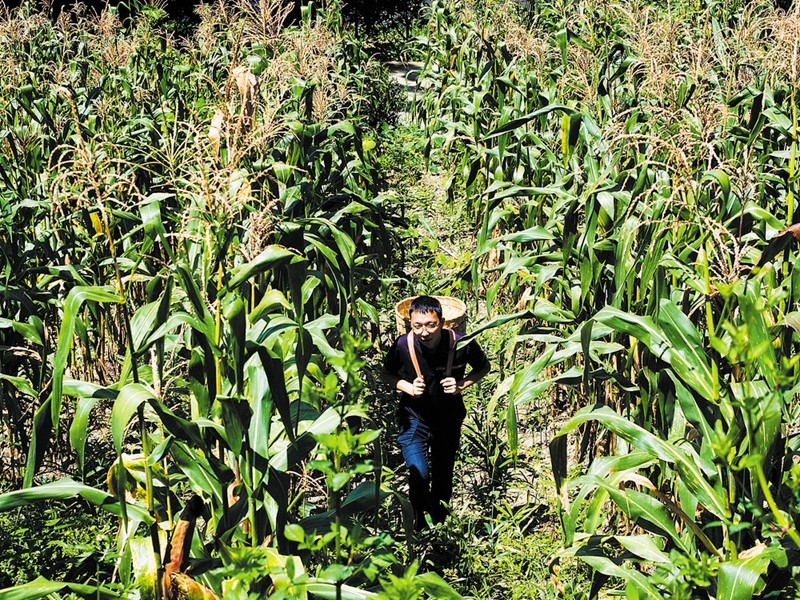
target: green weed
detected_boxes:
[0,501,116,588]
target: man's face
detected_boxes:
[410,310,442,348]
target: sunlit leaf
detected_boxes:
[553,404,729,518]
[717,544,787,600]
[0,478,152,524]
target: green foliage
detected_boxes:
[407,0,800,597]
[9,0,800,596]
[0,500,116,589]
[410,501,579,600]
[357,63,407,129]
[0,0,420,597]
[342,0,428,59]
[548,286,800,597]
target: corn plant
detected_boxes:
[550,280,800,598]
[410,0,800,596]
[0,0,424,597]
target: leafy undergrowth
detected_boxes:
[0,500,116,589]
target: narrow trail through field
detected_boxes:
[377,61,566,593]
[384,58,559,507]
[385,61,424,122]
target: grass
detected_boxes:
[0,500,116,588]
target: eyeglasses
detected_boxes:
[410,321,441,332]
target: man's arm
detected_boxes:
[441,362,490,394]
[455,360,490,393]
[381,366,425,397]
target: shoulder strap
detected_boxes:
[406,331,422,380]
[445,328,455,377]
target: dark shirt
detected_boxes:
[383,329,489,425]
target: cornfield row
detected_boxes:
[2,0,800,597]
[0,1,448,598]
[415,0,800,597]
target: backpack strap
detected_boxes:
[445,328,455,377]
[406,331,422,380]
[407,328,457,380]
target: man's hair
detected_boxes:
[409,295,442,319]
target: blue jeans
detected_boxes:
[397,411,461,529]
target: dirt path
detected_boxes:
[384,61,424,122]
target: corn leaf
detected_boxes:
[592,477,689,553]
[616,535,670,564]
[69,396,99,475]
[656,299,717,401]
[50,286,123,434]
[0,317,43,346]
[171,440,223,504]
[578,553,665,600]
[482,104,578,140]
[303,581,378,600]
[223,244,306,293]
[0,478,152,524]
[554,404,729,518]
[111,383,152,454]
[717,545,787,600]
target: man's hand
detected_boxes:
[441,377,457,394]
[411,376,426,397]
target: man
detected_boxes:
[381,296,490,530]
